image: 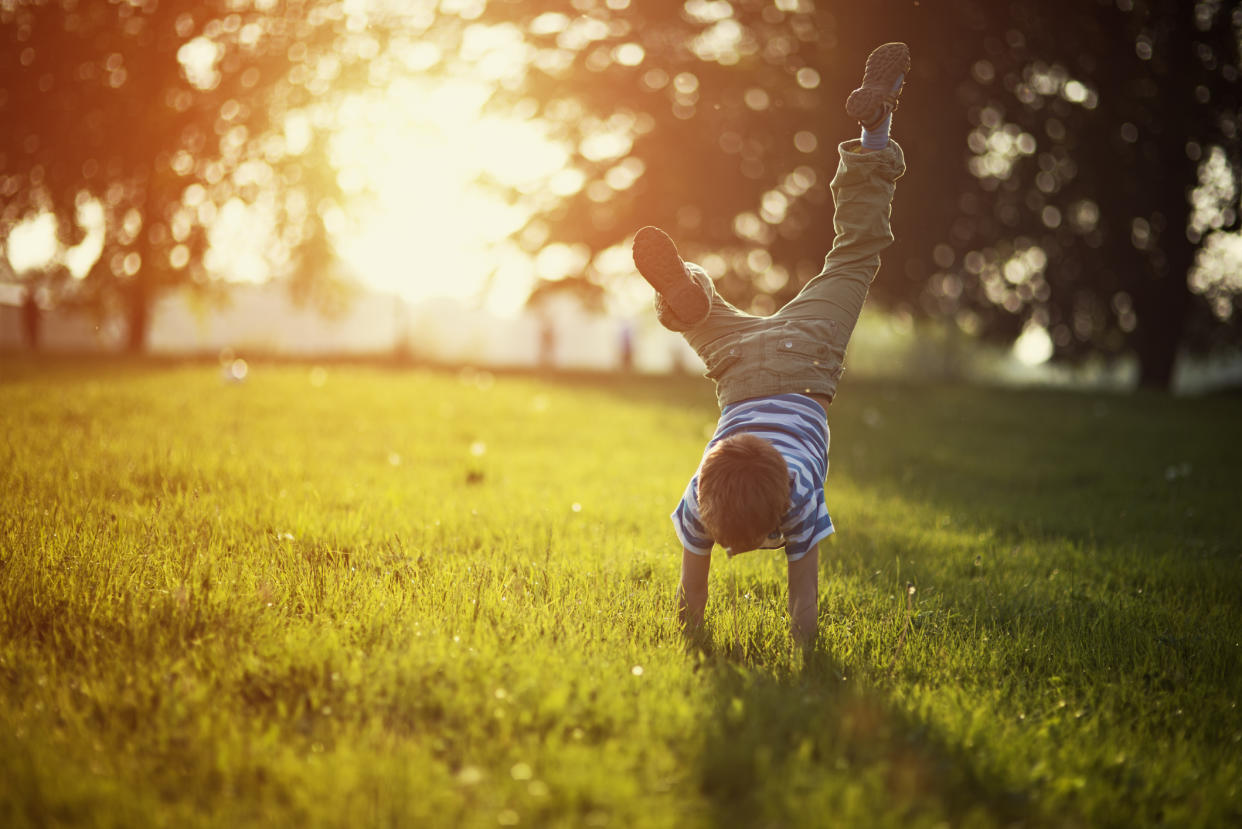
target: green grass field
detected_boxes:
[1,357,1239,827]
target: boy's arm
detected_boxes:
[787,544,820,645]
[677,548,711,631]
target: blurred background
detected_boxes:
[1,0,1240,392]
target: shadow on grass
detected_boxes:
[687,638,1036,828]
[682,544,1242,827]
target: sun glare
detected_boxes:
[329,75,570,314]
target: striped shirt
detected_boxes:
[672,393,833,562]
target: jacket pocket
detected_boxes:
[702,336,744,380]
[766,334,840,373]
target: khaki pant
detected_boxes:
[658,139,905,409]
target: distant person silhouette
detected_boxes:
[619,321,634,372]
[539,315,556,369]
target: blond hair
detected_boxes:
[697,433,790,552]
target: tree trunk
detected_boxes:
[1132,293,1187,389]
[125,282,149,353]
[21,288,40,351]
[1129,7,1200,391]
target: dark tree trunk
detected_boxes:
[1131,287,1189,389]
[1128,144,1196,391]
[21,288,40,351]
[125,282,149,353]
[1128,7,1199,391]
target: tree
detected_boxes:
[483,0,1240,389]
[949,0,1242,388]
[0,0,377,351]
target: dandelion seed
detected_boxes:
[470,441,487,457]
[388,453,402,466]
[510,762,532,781]
[571,502,582,513]
[631,665,644,676]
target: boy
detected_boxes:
[633,42,909,644]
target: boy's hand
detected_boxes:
[677,548,711,631]
[787,546,820,646]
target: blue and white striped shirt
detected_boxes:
[672,393,833,562]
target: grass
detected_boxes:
[1,356,1239,827]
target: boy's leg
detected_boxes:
[773,140,905,335]
[634,226,761,356]
[633,226,711,328]
[773,43,909,377]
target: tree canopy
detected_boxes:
[3,0,1240,387]
[1,0,379,348]
[483,0,1242,388]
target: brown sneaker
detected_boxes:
[845,42,910,129]
[632,226,709,326]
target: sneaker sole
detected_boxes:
[845,42,910,127]
[633,226,709,323]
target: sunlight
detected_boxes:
[3,200,105,279]
[329,74,571,314]
[3,213,57,273]
[1013,320,1054,365]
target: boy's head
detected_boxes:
[697,433,790,554]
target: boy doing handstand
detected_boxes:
[632,43,910,644]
